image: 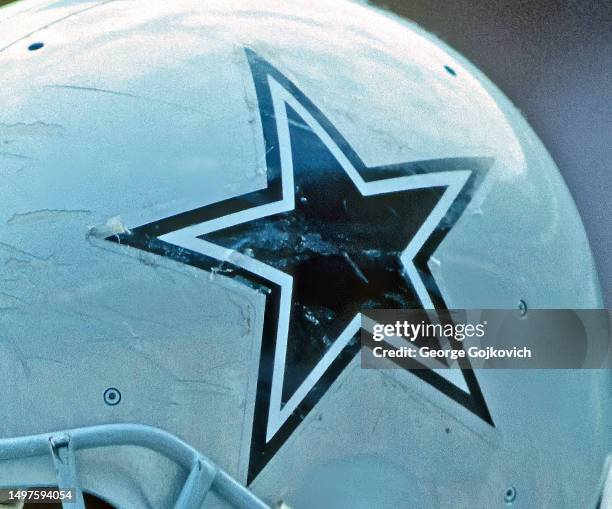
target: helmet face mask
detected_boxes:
[0,1,607,508]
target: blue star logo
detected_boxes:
[108,49,493,483]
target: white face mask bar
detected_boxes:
[0,424,270,509]
[600,456,612,509]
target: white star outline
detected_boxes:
[160,75,473,443]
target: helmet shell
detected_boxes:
[0,0,606,507]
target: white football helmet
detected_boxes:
[0,0,608,508]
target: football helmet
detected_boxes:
[0,0,608,508]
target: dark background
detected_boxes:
[1,0,610,305]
